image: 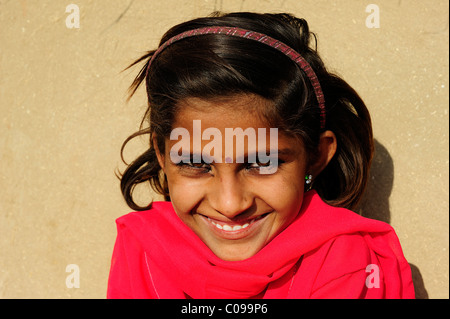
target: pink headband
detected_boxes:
[146,26,326,129]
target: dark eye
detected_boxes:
[247,158,285,175]
[188,162,210,169]
[246,158,283,175]
[247,161,271,169]
[177,160,212,173]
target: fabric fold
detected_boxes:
[108,191,415,299]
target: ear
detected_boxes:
[309,130,337,175]
[153,135,166,172]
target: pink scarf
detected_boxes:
[108,191,415,298]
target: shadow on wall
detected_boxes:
[357,139,429,299]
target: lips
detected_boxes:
[199,213,270,240]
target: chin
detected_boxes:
[208,241,265,261]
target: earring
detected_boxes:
[305,174,313,191]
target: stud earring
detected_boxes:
[305,174,313,191]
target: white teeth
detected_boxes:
[223,224,233,231]
[209,219,251,232]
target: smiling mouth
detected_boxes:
[199,213,271,239]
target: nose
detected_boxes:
[208,171,253,219]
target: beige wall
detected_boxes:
[0,0,448,298]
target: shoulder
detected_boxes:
[305,233,379,298]
[116,201,174,227]
[309,233,373,276]
[291,231,379,298]
[301,191,396,238]
[113,201,177,247]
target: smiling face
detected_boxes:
[155,94,310,261]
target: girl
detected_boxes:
[108,12,415,299]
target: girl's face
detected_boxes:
[156,95,309,261]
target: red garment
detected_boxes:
[107,191,415,299]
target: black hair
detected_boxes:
[120,12,374,211]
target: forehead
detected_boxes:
[173,94,272,129]
[168,94,305,159]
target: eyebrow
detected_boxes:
[178,148,295,164]
[236,148,294,163]
[265,148,295,157]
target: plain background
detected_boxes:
[0,0,448,298]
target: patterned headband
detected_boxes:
[146,26,326,129]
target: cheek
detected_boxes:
[274,189,304,221]
[263,174,305,220]
[165,171,204,216]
